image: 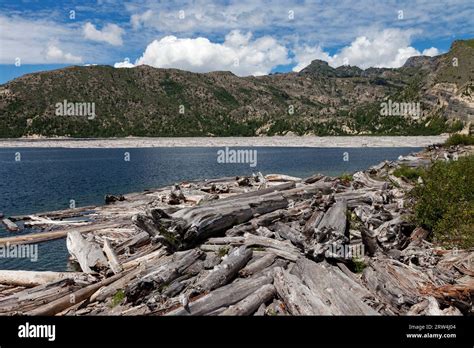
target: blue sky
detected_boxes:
[0,0,473,83]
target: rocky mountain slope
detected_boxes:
[0,39,473,138]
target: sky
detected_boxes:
[0,0,473,84]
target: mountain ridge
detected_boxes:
[0,39,473,137]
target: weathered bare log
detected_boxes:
[0,279,80,314]
[2,218,19,232]
[291,258,378,315]
[10,205,95,221]
[244,233,301,261]
[334,189,381,208]
[273,222,305,249]
[24,215,88,228]
[216,182,295,202]
[309,199,349,259]
[126,249,203,303]
[265,174,301,182]
[374,216,412,250]
[27,272,125,316]
[134,192,288,250]
[315,199,347,239]
[166,275,272,315]
[239,253,276,277]
[362,258,435,313]
[115,231,150,255]
[194,246,252,293]
[0,221,122,247]
[0,270,94,287]
[220,284,276,315]
[66,231,108,273]
[250,209,289,228]
[103,238,123,274]
[206,236,245,245]
[352,171,389,190]
[407,296,462,315]
[90,267,142,302]
[122,247,167,270]
[302,210,324,237]
[273,267,331,315]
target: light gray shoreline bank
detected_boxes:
[0,135,448,148]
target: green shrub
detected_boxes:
[217,246,230,257]
[411,155,474,248]
[110,289,126,307]
[393,165,425,181]
[339,173,353,182]
[351,258,367,273]
[444,133,474,146]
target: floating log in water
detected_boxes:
[9,205,96,221]
[2,218,19,232]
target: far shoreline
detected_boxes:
[0,135,448,148]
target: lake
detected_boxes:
[0,146,420,271]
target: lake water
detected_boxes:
[0,147,420,271]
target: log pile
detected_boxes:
[0,144,472,316]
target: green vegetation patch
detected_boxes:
[339,173,353,182]
[212,87,238,108]
[110,289,126,307]
[351,258,367,273]
[160,78,184,96]
[393,165,425,181]
[411,155,474,248]
[444,133,474,147]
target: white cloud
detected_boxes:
[46,44,82,63]
[118,30,289,76]
[83,22,124,46]
[114,59,135,68]
[0,15,109,64]
[130,10,153,30]
[293,29,441,71]
[422,47,440,56]
[124,0,473,52]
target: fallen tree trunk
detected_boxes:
[27,272,125,316]
[0,221,122,246]
[273,221,305,249]
[134,192,288,250]
[291,258,378,315]
[194,246,252,293]
[126,249,203,304]
[103,238,123,274]
[90,267,142,303]
[273,267,332,315]
[0,279,79,314]
[220,284,276,315]
[166,275,272,315]
[2,218,19,232]
[66,231,108,273]
[0,270,94,287]
[239,253,276,277]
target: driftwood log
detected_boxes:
[66,231,108,273]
